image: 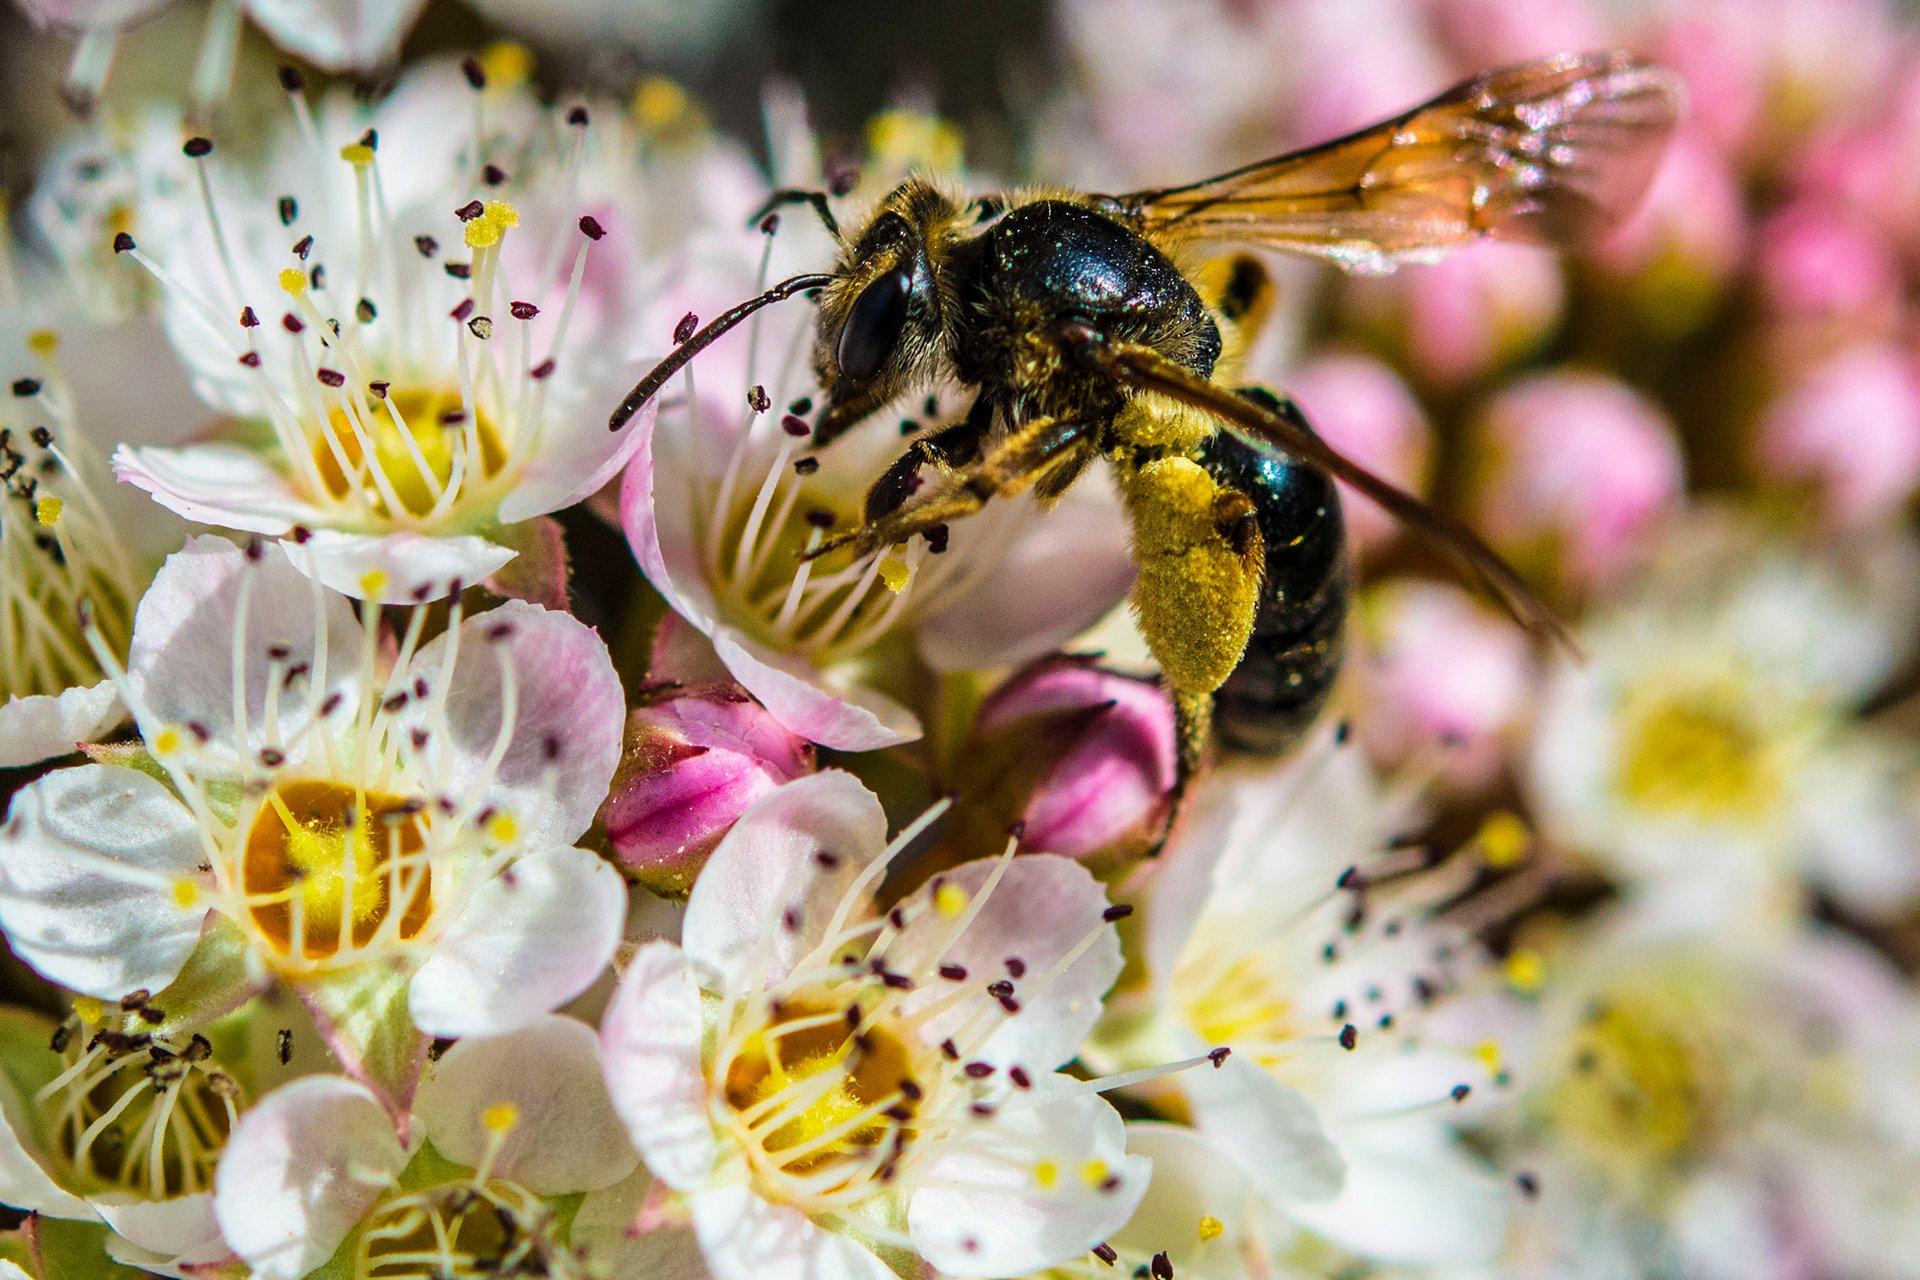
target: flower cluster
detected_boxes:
[0,0,1917,1278]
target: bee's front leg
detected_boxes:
[807,413,1094,562]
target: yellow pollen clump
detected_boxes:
[1477,810,1530,867]
[172,878,202,909]
[71,996,105,1025]
[1033,1160,1058,1189]
[1475,1040,1506,1076]
[480,40,533,88]
[1198,1214,1225,1243]
[464,201,521,250]
[339,143,374,166]
[934,883,969,917]
[482,1102,520,1133]
[152,727,183,757]
[34,496,62,526]
[486,812,520,845]
[1079,1159,1110,1189]
[278,268,307,295]
[877,557,911,594]
[1505,948,1545,994]
[26,329,58,355]
[358,570,389,598]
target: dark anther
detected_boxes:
[963,1061,994,1079]
[461,57,485,89]
[1101,904,1133,923]
[282,313,305,334]
[291,524,313,543]
[789,397,814,416]
[259,747,286,767]
[579,215,606,241]
[673,312,699,344]
[239,306,259,327]
[781,414,811,438]
[1008,1065,1032,1088]
[804,509,837,530]
[1515,1171,1540,1198]
[317,368,345,387]
[1004,957,1026,978]
[112,231,135,253]
[1092,1243,1118,1265]
[356,298,376,322]
[277,1029,293,1064]
[185,1034,213,1061]
[277,65,305,93]
[813,850,840,869]
[940,1038,959,1060]
[1339,1024,1358,1050]
[50,1024,73,1053]
[278,195,298,225]
[531,358,556,380]
[456,199,485,222]
[1451,1084,1471,1103]
[451,299,475,322]
[1208,1046,1231,1067]
[10,379,40,397]
[747,384,771,413]
[292,234,313,259]
[924,524,949,554]
[566,105,589,126]
[467,315,493,339]
[1151,1251,1174,1279]
[183,136,212,158]
[357,129,377,150]
[239,352,263,368]
[444,262,472,280]
[938,964,968,981]
[986,980,1015,999]
[510,301,538,320]
[482,164,506,186]
[414,235,438,257]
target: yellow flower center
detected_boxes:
[721,994,920,1188]
[311,386,509,521]
[242,780,433,965]
[1615,687,1783,821]
[1173,932,1296,1066]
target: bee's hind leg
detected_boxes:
[809,414,1094,561]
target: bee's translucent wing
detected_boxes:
[1112,51,1683,274]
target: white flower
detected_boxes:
[1475,900,1920,1280]
[598,770,1148,1280]
[0,536,626,1107]
[1528,509,1920,920]
[0,994,314,1277]
[215,1014,656,1280]
[103,56,668,603]
[1095,732,1514,1268]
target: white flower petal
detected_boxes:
[94,1194,229,1268]
[496,395,654,525]
[1283,1127,1507,1264]
[1184,1055,1345,1205]
[243,0,429,70]
[416,1014,636,1195]
[891,854,1122,1072]
[0,682,123,768]
[127,536,361,764]
[286,528,516,605]
[213,1076,407,1280]
[1107,1124,1254,1275]
[571,1169,710,1280]
[599,941,716,1193]
[908,1087,1148,1277]
[409,845,624,1037]
[0,1018,92,1219]
[710,629,922,751]
[689,1184,897,1280]
[113,445,318,535]
[16,0,172,32]
[0,765,205,1000]
[681,770,889,992]
[405,600,624,847]
[917,481,1135,673]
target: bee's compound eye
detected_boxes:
[836,265,912,385]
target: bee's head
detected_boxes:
[812,193,954,446]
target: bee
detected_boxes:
[611,51,1682,773]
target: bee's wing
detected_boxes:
[1058,325,1580,657]
[1112,51,1683,274]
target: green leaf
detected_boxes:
[296,964,428,1125]
[27,1216,142,1280]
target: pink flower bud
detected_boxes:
[1756,344,1920,531]
[1591,130,1748,324]
[1288,352,1432,553]
[1755,202,1902,332]
[1346,243,1564,390]
[962,655,1178,865]
[1421,0,1605,70]
[1357,581,1532,790]
[1469,373,1684,590]
[600,684,815,894]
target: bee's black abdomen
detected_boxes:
[1199,392,1351,755]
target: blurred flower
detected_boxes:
[104,57,657,603]
[0,994,311,1275]
[600,681,815,896]
[1095,735,1512,1267]
[1286,351,1433,554]
[215,1015,646,1280]
[1481,903,1920,1280]
[599,771,1145,1280]
[1468,371,1685,592]
[1344,243,1565,391]
[1355,580,1533,790]
[462,0,763,61]
[947,654,1178,868]
[0,537,627,1113]
[1591,127,1750,323]
[1755,201,1904,337]
[1528,511,1920,920]
[1756,343,1920,531]
[10,0,427,115]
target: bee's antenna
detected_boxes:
[608,271,835,431]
